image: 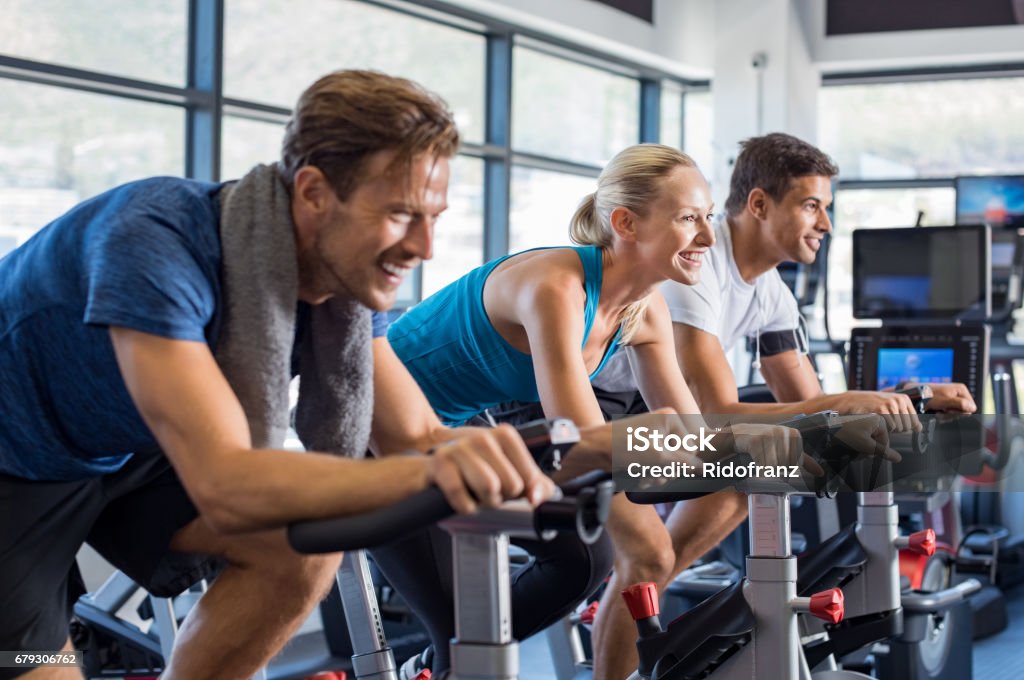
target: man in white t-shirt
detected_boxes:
[595,132,976,420]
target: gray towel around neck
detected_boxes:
[215,163,373,458]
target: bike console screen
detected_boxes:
[853,225,990,321]
[876,348,955,389]
[848,325,989,412]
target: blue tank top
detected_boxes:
[388,246,623,425]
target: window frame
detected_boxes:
[0,0,710,305]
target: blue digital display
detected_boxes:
[957,175,1024,227]
[876,348,954,389]
[861,275,932,312]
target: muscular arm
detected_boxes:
[674,324,924,431]
[676,324,839,415]
[518,277,607,428]
[369,336,455,455]
[756,348,824,402]
[115,328,551,526]
[112,328,449,533]
[628,293,702,414]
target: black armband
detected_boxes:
[751,329,801,357]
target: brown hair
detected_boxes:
[724,133,838,217]
[280,70,460,199]
[569,143,699,344]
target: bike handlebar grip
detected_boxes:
[536,480,614,544]
[289,487,453,554]
[809,588,845,624]
[908,528,937,556]
[898,385,933,414]
[622,582,660,620]
[519,417,581,471]
[557,470,611,496]
[289,474,611,554]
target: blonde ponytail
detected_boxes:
[569,192,611,248]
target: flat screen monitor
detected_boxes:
[956,175,1024,228]
[852,225,990,321]
[848,325,989,413]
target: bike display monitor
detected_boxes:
[876,347,954,389]
[847,325,989,413]
[957,175,1024,228]
[852,225,990,321]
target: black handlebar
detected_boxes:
[288,475,614,554]
[288,419,613,554]
[289,486,452,553]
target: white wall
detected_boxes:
[652,0,715,73]
[708,0,821,204]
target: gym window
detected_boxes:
[0,0,707,304]
[820,72,1024,341]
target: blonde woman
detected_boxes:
[380,144,799,679]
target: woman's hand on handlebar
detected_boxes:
[726,423,824,477]
[568,409,703,474]
[425,424,557,514]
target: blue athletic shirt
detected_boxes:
[0,178,223,481]
[0,175,390,481]
[387,246,622,425]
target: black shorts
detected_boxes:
[591,386,649,420]
[475,388,649,429]
[0,451,221,665]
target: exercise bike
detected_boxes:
[289,418,615,680]
[622,410,982,680]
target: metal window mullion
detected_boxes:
[639,78,660,143]
[823,63,1024,87]
[508,152,602,179]
[484,33,513,261]
[0,55,195,106]
[186,0,224,182]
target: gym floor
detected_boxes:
[975,585,1024,679]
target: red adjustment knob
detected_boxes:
[411,670,431,680]
[622,582,660,620]
[580,600,600,625]
[809,588,844,624]
[908,529,936,556]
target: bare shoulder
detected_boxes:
[491,248,587,300]
[629,290,672,346]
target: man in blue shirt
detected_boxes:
[0,70,558,679]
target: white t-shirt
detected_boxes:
[593,218,800,392]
